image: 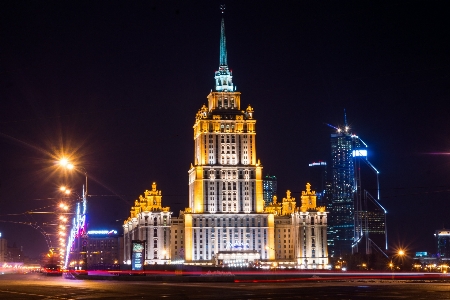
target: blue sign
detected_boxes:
[131,240,145,271]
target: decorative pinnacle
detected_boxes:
[220,4,225,14]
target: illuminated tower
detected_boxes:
[328,115,386,257]
[329,119,361,256]
[184,8,275,263]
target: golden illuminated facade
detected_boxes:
[293,183,328,268]
[184,15,275,263]
[121,12,328,268]
[123,182,172,265]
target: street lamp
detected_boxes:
[397,249,406,271]
[389,262,394,271]
[58,158,89,271]
[58,158,88,200]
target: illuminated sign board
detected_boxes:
[309,162,327,166]
[131,240,145,271]
[87,230,118,235]
[227,241,249,250]
[352,150,367,157]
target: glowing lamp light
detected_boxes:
[59,158,74,170]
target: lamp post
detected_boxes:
[389,249,405,273]
[58,158,89,271]
[57,192,68,267]
[59,159,88,200]
[397,249,405,271]
[58,186,79,269]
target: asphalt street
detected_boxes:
[1,273,450,299]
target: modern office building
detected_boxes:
[352,137,387,255]
[84,230,122,269]
[328,119,386,256]
[435,229,450,260]
[263,175,277,207]
[329,124,360,256]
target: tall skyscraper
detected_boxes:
[353,145,387,255]
[329,124,360,256]
[185,11,275,262]
[328,117,387,256]
[263,175,277,206]
[121,8,328,269]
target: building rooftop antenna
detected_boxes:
[344,108,348,127]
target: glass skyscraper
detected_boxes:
[328,122,387,256]
[263,175,277,207]
[329,127,361,256]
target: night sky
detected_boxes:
[1,1,449,258]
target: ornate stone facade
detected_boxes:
[123,182,172,265]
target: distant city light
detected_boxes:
[87,230,118,235]
[309,162,327,166]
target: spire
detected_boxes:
[214,4,234,92]
[219,5,227,66]
[344,109,348,127]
